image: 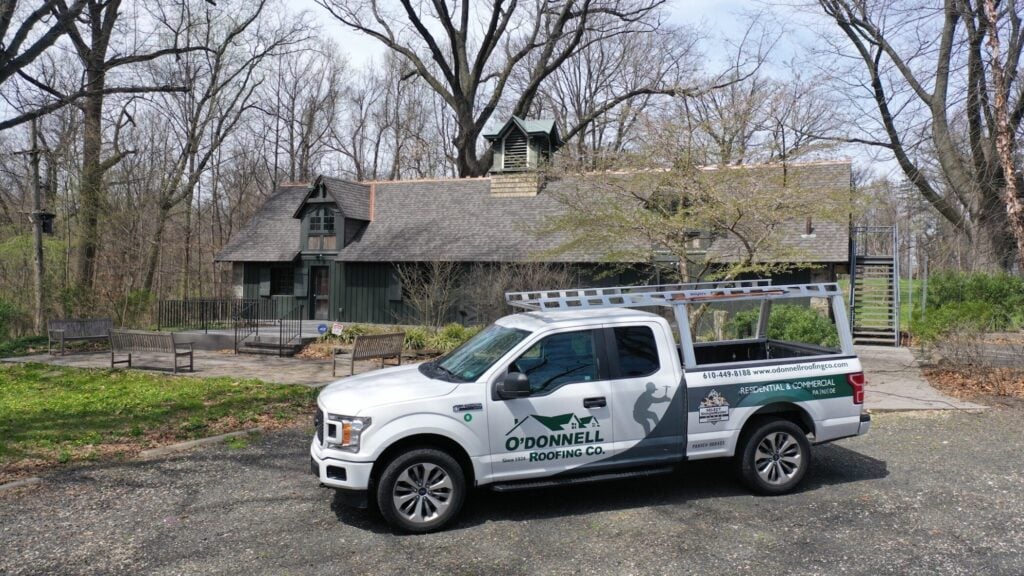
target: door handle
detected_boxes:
[583,397,606,408]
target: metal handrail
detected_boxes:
[278,303,304,357]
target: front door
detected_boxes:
[487,328,614,481]
[310,266,330,320]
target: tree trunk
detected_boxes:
[983,0,1024,271]
[76,66,105,299]
[30,120,44,334]
[142,207,169,293]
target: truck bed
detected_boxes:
[690,339,838,366]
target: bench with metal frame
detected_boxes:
[333,332,405,377]
[109,329,194,374]
[48,318,113,355]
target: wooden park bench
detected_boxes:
[109,329,194,374]
[48,318,113,355]
[333,332,405,377]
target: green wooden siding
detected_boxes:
[340,262,404,324]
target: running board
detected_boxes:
[490,466,674,493]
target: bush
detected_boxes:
[421,323,482,354]
[403,326,431,351]
[339,324,372,344]
[0,299,27,339]
[729,305,839,348]
[911,272,1024,342]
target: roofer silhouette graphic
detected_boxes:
[633,382,670,435]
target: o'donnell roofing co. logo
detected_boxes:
[504,413,605,461]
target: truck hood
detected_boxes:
[317,363,459,414]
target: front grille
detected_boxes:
[314,407,324,444]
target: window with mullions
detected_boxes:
[307,207,337,250]
[308,207,335,234]
[270,267,294,296]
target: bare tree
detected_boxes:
[140,0,306,293]
[815,0,1024,270]
[41,0,216,300]
[0,0,85,87]
[524,24,700,161]
[315,0,705,177]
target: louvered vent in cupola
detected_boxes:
[484,116,562,175]
[502,129,529,171]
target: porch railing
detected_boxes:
[157,298,274,332]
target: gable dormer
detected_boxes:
[294,176,372,252]
[483,116,562,173]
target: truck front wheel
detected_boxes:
[736,418,810,495]
[376,448,466,533]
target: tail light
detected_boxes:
[847,372,865,404]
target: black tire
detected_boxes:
[735,418,811,495]
[376,448,466,533]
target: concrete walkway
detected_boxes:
[4,346,983,411]
[856,345,986,411]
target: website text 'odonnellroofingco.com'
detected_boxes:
[750,360,851,376]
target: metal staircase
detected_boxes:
[849,226,900,346]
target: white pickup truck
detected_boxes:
[310,281,871,532]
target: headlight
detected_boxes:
[325,414,371,452]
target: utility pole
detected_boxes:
[30,120,45,334]
[15,120,47,333]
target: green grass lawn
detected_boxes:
[0,363,317,481]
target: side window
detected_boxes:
[613,326,660,378]
[511,330,598,394]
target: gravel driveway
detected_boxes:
[1,408,1021,576]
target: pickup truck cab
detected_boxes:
[311,281,871,532]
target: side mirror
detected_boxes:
[497,372,531,399]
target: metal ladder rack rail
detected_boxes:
[506,281,844,311]
[505,280,771,311]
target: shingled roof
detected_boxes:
[335,178,603,262]
[215,161,852,265]
[321,176,371,221]
[214,185,307,262]
[703,161,852,264]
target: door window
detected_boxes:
[511,330,598,394]
[612,326,660,378]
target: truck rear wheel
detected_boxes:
[736,418,810,495]
[376,448,466,533]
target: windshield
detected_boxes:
[431,324,530,382]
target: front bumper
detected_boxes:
[310,439,375,492]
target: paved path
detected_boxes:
[856,345,985,411]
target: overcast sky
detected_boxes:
[289,0,760,66]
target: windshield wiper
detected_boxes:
[433,363,462,382]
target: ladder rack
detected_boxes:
[505,281,843,311]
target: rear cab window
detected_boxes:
[685,296,846,368]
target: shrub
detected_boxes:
[0,299,27,339]
[911,272,1024,342]
[423,323,482,353]
[404,326,431,351]
[729,305,839,348]
[339,324,371,344]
